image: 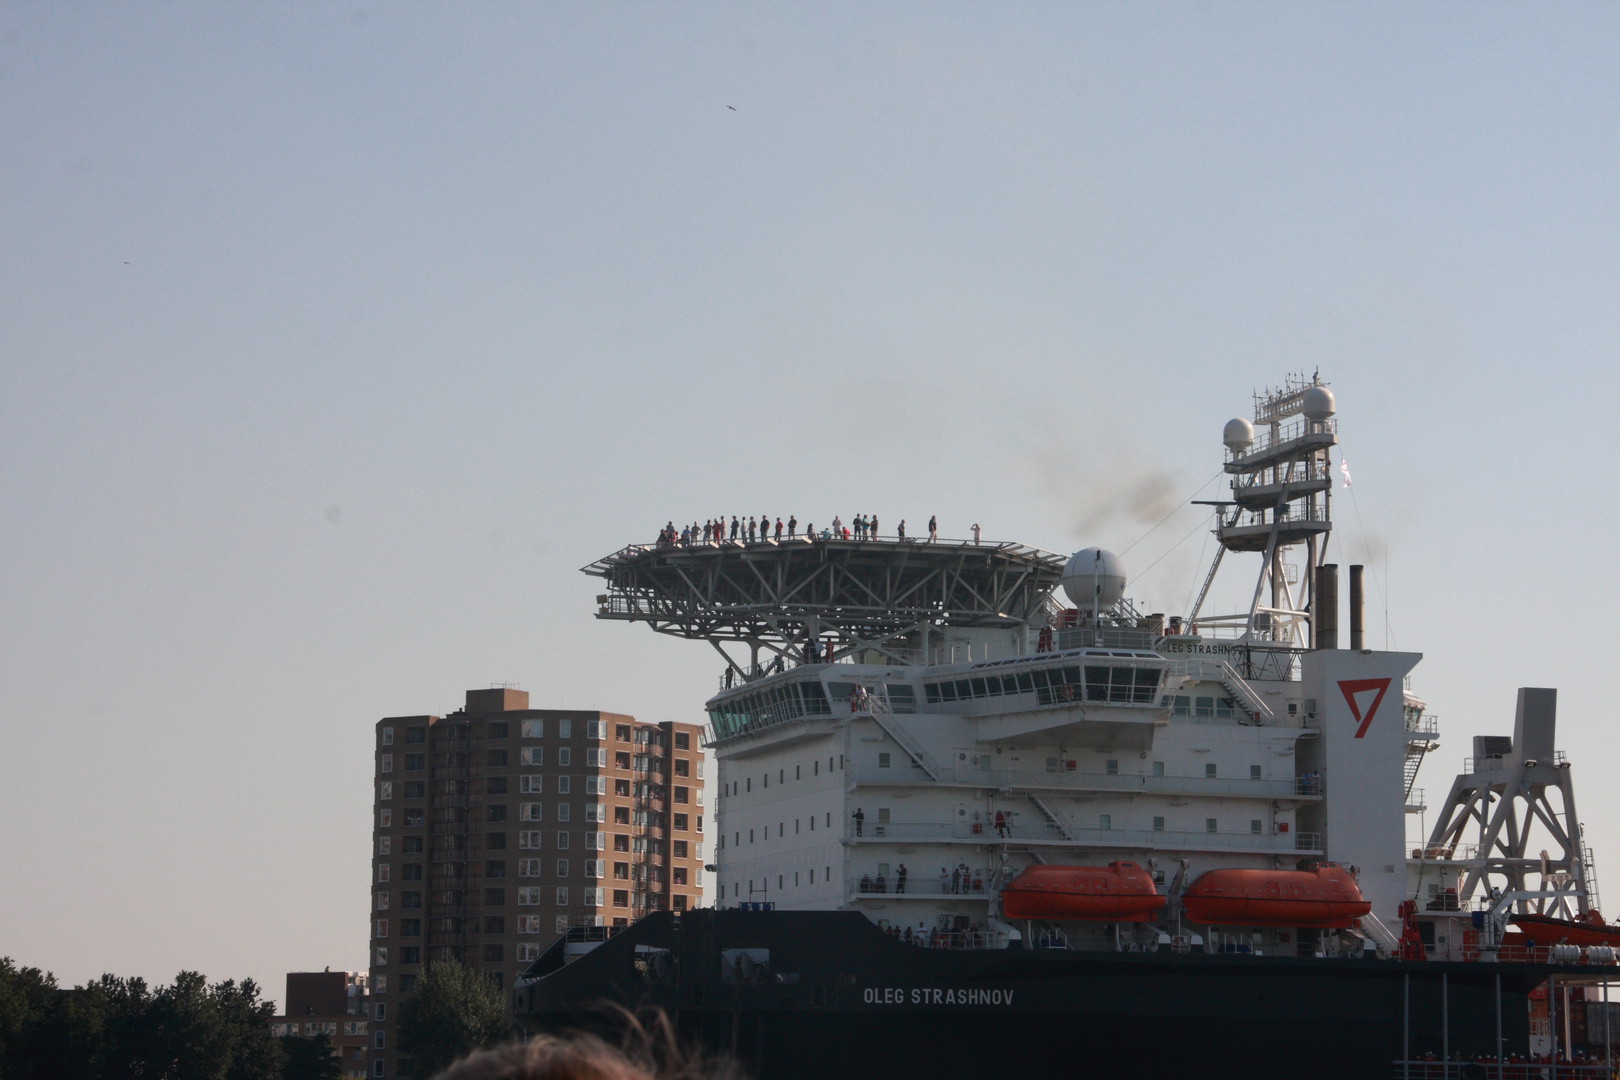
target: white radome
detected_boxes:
[1223,417,1254,450]
[1302,385,1336,420]
[1062,548,1126,609]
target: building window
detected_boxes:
[1153,816,1165,831]
[559,720,573,739]
[374,1003,386,1022]
[617,724,632,742]
[373,1060,385,1077]
[672,840,688,859]
[673,868,687,885]
[615,751,631,770]
[614,806,630,825]
[1099,814,1111,830]
[377,864,391,883]
[401,920,420,939]
[584,888,604,907]
[516,943,541,962]
[486,861,506,878]
[614,890,629,907]
[380,754,393,773]
[520,803,543,822]
[518,915,543,933]
[403,781,424,799]
[614,861,629,879]
[485,887,506,905]
[674,787,689,804]
[556,832,570,850]
[403,809,423,827]
[558,748,572,767]
[675,732,690,750]
[405,754,425,771]
[521,747,544,766]
[487,777,508,796]
[1106,760,1119,775]
[517,887,541,905]
[674,759,690,777]
[1205,764,1217,778]
[376,892,389,911]
[522,719,543,739]
[696,816,703,833]
[375,946,388,965]
[556,888,569,906]
[400,945,421,964]
[401,864,422,881]
[378,836,392,856]
[381,728,395,747]
[673,813,688,831]
[1206,818,1218,833]
[586,719,607,739]
[488,749,508,767]
[488,721,509,740]
[483,944,503,962]
[1250,765,1263,780]
[401,891,421,909]
[376,918,389,937]
[557,804,571,823]
[406,726,424,744]
[402,836,423,853]
[584,859,605,879]
[878,753,891,768]
[373,1031,385,1050]
[585,748,606,767]
[519,831,543,849]
[520,775,544,794]
[486,832,507,850]
[519,859,542,877]
[613,834,629,852]
[557,859,570,877]
[487,805,508,823]
[379,782,393,801]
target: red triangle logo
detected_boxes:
[1338,677,1393,738]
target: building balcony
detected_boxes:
[845,819,1321,856]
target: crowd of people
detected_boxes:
[882,920,997,950]
[655,513,975,547]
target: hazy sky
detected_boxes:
[4,4,1619,1001]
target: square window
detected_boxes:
[1153,816,1165,831]
[405,754,425,771]
[400,863,422,881]
[519,831,543,849]
[483,944,503,962]
[488,721,508,740]
[402,836,423,853]
[1250,765,1262,780]
[404,809,423,827]
[403,781,424,799]
[616,724,631,742]
[613,834,629,852]
[1105,760,1119,775]
[557,804,571,823]
[1251,820,1263,834]
[674,787,688,804]
[521,747,544,766]
[878,753,891,768]
[486,777,508,796]
[486,861,506,878]
[520,803,543,822]
[401,920,420,939]
[557,776,571,795]
[1206,818,1218,833]
[486,832,507,850]
[485,888,506,905]
[400,945,420,963]
[673,813,688,831]
[614,889,629,907]
[1205,764,1217,778]
[406,726,425,744]
[1152,761,1165,776]
[522,719,543,739]
[486,805,507,822]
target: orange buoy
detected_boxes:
[1182,864,1370,929]
[1000,861,1166,922]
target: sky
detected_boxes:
[3,3,1619,1002]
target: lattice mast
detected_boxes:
[1188,373,1338,647]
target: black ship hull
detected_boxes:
[515,911,1570,1079]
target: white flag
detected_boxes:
[1340,460,1352,488]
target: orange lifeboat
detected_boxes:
[1182,865,1370,929]
[999,862,1166,922]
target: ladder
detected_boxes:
[1026,793,1075,841]
[1402,747,1426,802]
[1218,661,1274,723]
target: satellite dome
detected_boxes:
[1223,417,1254,451]
[1302,386,1336,420]
[1062,548,1126,610]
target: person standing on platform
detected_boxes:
[775,517,783,540]
[870,515,879,538]
[972,522,981,544]
[928,515,938,542]
[897,864,908,893]
[897,519,905,540]
[788,515,797,537]
[853,808,864,837]
[748,516,756,542]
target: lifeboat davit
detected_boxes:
[1182,865,1370,929]
[999,862,1166,922]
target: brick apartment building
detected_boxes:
[269,969,370,1079]
[368,688,706,1078]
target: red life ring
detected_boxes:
[1062,683,1074,701]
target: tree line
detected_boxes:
[1,956,513,1080]
[0,958,337,1080]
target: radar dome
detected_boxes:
[1062,548,1126,610]
[1302,386,1335,420]
[1223,417,1254,451]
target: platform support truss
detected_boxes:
[1422,761,1590,918]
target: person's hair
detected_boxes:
[431,1010,744,1080]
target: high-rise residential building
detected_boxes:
[269,969,370,1079]
[368,688,705,1079]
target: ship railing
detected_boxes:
[857,763,1323,798]
[900,930,1010,951]
[850,880,988,899]
[1226,416,1337,464]
[1389,1063,1609,1078]
[848,819,1323,854]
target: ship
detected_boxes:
[516,374,1620,1077]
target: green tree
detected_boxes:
[0,958,58,1080]
[397,963,511,1076]
[281,1035,343,1080]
